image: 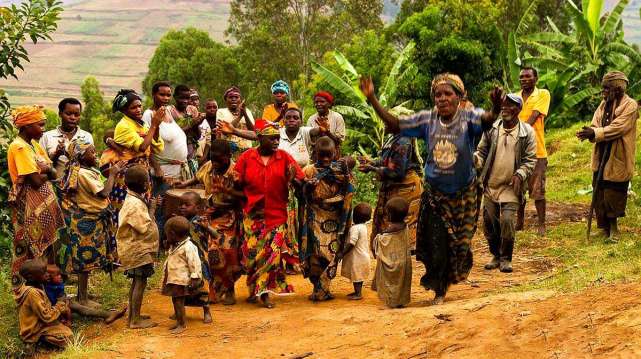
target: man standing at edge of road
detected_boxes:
[516,67,550,236]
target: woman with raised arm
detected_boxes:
[360,74,503,304]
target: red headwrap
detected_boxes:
[314,91,334,104]
[254,118,279,136]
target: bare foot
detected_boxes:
[105,307,127,324]
[128,319,157,329]
[261,298,275,309]
[432,296,445,305]
[203,311,213,324]
[168,314,176,320]
[537,225,546,237]
[223,293,236,306]
[246,295,258,304]
[140,314,151,320]
[170,325,186,334]
[347,293,362,300]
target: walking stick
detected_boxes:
[586,101,615,240]
[587,142,612,240]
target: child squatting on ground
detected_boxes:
[44,265,126,325]
[372,197,412,308]
[115,165,160,329]
[14,259,73,352]
[337,203,372,300]
[162,216,212,334]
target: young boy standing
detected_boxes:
[116,165,159,329]
[161,216,212,334]
[475,94,536,273]
[301,137,354,301]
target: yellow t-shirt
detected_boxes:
[262,102,298,126]
[519,87,551,158]
[7,136,51,187]
[114,115,164,161]
[75,168,109,214]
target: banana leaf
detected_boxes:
[380,42,415,108]
[333,105,370,119]
[333,51,359,80]
[559,86,601,111]
[311,62,366,104]
[602,0,629,35]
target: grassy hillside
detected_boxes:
[3,0,230,108]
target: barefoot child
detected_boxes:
[60,139,124,307]
[162,216,212,334]
[337,203,372,300]
[177,191,217,305]
[116,165,160,329]
[175,139,244,305]
[301,137,355,301]
[44,264,126,324]
[372,197,412,308]
[14,260,72,351]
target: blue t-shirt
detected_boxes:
[399,108,485,194]
[44,283,66,305]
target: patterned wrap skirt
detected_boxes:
[241,211,298,297]
[416,180,482,295]
[62,207,115,273]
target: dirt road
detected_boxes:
[81,234,641,359]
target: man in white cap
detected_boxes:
[475,93,537,273]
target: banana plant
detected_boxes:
[506,0,640,125]
[311,42,416,153]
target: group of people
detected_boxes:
[7,67,637,350]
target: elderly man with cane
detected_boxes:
[577,71,638,242]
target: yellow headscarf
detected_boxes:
[11,105,45,128]
[431,73,465,98]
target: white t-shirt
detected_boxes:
[307,110,346,141]
[341,222,371,282]
[216,108,255,151]
[278,127,313,167]
[143,109,188,179]
[40,127,94,178]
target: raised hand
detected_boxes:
[359,76,375,99]
[151,106,165,127]
[489,85,504,109]
[576,126,595,141]
[217,120,236,135]
[111,161,126,175]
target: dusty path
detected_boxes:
[76,204,641,358]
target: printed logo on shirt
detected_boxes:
[433,139,457,170]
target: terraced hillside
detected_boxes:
[3,0,230,107]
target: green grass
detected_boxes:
[0,264,163,357]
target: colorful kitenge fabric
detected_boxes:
[62,208,115,273]
[416,180,482,295]
[371,135,422,250]
[300,161,354,296]
[206,210,242,302]
[241,211,298,297]
[9,181,65,287]
[188,216,213,282]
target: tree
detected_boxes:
[79,76,117,151]
[396,2,504,108]
[511,0,641,126]
[0,0,63,251]
[311,43,416,154]
[143,28,242,105]
[226,0,385,106]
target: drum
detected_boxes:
[163,188,207,219]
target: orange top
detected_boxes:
[262,102,298,126]
[7,136,51,188]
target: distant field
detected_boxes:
[3,0,230,108]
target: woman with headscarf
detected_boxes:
[358,134,423,252]
[111,89,164,214]
[60,138,124,306]
[233,119,305,308]
[308,91,345,158]
[360,73,503,304]
[217,86,255,158]
[262,80,299,126]
[7,106,65,288]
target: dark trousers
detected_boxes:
[483,198,518,262]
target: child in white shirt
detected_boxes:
[338,203,372,300]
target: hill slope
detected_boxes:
[3,0,230,108]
